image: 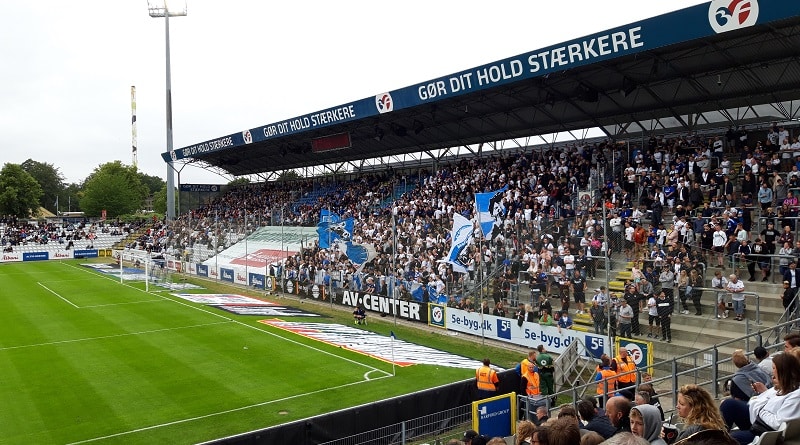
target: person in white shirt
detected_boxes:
[713,225,728,268]
[711,270,730,318]
[563,249,575,275]
[624,222,635,261]
[726,274,746,321]
[646,294,660,338]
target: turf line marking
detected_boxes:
[37,282,79,308]
[65,374,393,445]
[62,261,391,378]
[81,300,166,308]
[0,321,232,351]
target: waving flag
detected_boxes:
[317,210,354,249]
[443,213,474,274]
[475,186,508,239]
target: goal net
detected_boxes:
[112,249,171,291]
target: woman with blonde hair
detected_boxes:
[675,384,726,441]
[677,270,690,314]
[516,420,536,445]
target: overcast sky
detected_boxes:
[0,0,708,186]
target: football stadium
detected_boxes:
[4,1,800,444]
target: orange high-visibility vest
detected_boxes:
[596,369,617,395]
[525,371,541,396]
[476,365,499,392]
[615,356,636,383]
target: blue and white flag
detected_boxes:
[475,186,508,239]
[443,213,474,274]
[317,210,354,248]
[409,281,424,302]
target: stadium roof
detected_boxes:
[164,0,800,177]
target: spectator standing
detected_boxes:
[537,345,556,405]
[656,291,673,343]
[617,299,634,338]
[726,274,746,321]
[475,358,499,399]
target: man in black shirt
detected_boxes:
[625,284,643,336]
[570,269,587,315]
[761,222,779,255]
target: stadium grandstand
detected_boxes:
[8,1,800,443]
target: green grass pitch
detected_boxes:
[0,260,474,444]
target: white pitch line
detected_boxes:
[0,321,232,351]
[37,282,79,308]
[61,262,392,377]
[64,374,393,445]
[81,300,167,308]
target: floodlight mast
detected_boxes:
[148,0,187,221]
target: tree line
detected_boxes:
[0,160,168,219]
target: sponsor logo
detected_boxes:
[341,291,422,321]
[2,253,22,261]
[221,268,234,282]
[23,252,49,261]
[216,305,322,317]
[172,293,274,305]
[197,264,209,277]
[242,129,253,144]
[709,0,758,33]
[375,92,393,114]
[585,335,606,359]
[285,280,294,294]
[260,320,496,369]
[311,285,321,300]
[497,318,512,340]
[249,274,265,289]
[265,276,274,290]
[624,343,646,366]
[429,304,445,329]
[170,150,177,161]
[53,252,72,259]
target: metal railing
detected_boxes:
[318,404,472,445]
[531,317,798,420]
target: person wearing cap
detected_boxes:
[461,429,485,445]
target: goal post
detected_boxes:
[112,249,170,291]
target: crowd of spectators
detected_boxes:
[0,215,132,252]
[117,125,800,315]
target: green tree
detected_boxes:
[62,183,83,213]
[151,184,178,215]
[20,159,65,213]
[80,161,147,217]
[0,163,44,218]
[138,172,166,196]
[228,177,250,187]
[276,171,301,182]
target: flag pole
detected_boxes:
[392,210,398,327]
[390,331,396,376]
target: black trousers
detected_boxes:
[660,315,672,340]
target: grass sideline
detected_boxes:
[0,260,523,444]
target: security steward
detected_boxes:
[476,358,500,400]
[595,355,617,408]
[612,347,637,394]
[520,356,542,419]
